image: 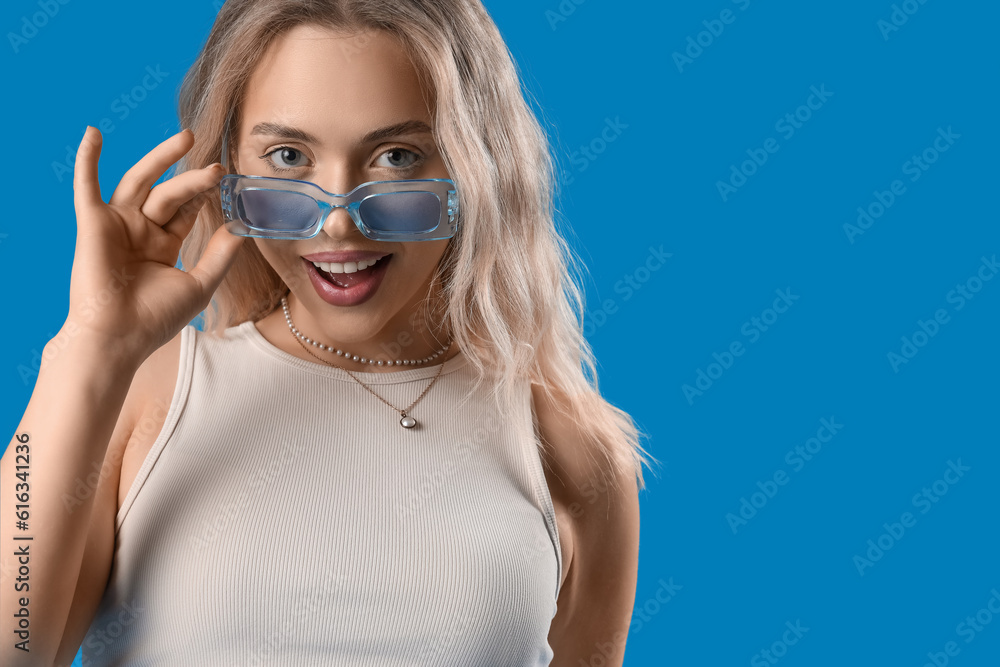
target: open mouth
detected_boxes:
[311,255,392,288]
[303,254,393,307]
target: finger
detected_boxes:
[161,190,215,242]
[109,129,195,208]
[141,163,226,225]
[187,222,246,300]
[74,126,104,210]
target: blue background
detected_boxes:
[1,0,998,665]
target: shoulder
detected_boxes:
[107,326,188,464]
[529,381,640,663]
[53,327,191,663]
[129,327,189,420]
[530,382,627,513]
[114,328,189,498]
[529,382,640,517]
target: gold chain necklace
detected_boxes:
[287,312,453,430]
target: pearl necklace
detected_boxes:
[281,295,454,429]
[281,296,451,367]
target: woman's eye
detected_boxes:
[375,148,422,170]
[261,146,308,171]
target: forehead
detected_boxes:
[241,24,430,132]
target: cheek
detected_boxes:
[391,244,449,279]
[254,240,302,280]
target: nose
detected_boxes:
[313,169,362,198]
[320,205,363,240]
[310,168,367,240]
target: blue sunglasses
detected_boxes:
[217,112,460,242]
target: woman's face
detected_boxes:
[236,24,452,351]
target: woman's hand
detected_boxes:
[64,126,245,364]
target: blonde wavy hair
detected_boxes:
[176,0,659,494]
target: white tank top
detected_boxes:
[82,320,562,665]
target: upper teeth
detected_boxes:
[312,256,386,273]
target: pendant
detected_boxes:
[400,414,417,429]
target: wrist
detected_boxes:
[43,323,146,374]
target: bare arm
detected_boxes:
[0,333,142,665]
[532,383,642,667]
[0,124,243,665]
[50,329,185,666]
[547,470,640,667]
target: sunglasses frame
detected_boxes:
[216,111,460,241]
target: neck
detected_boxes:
[276,292,457,372]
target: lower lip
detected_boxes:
[303,255,392,307]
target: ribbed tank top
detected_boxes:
[81,320,562,666]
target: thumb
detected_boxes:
[187,224,245,301]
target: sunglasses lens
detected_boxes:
[237,189,320,232]
[359,191,441,233]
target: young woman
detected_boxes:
[0,1,656,664]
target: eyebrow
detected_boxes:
[249,120,433,145]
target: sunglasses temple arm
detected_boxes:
[219,107,234,173]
